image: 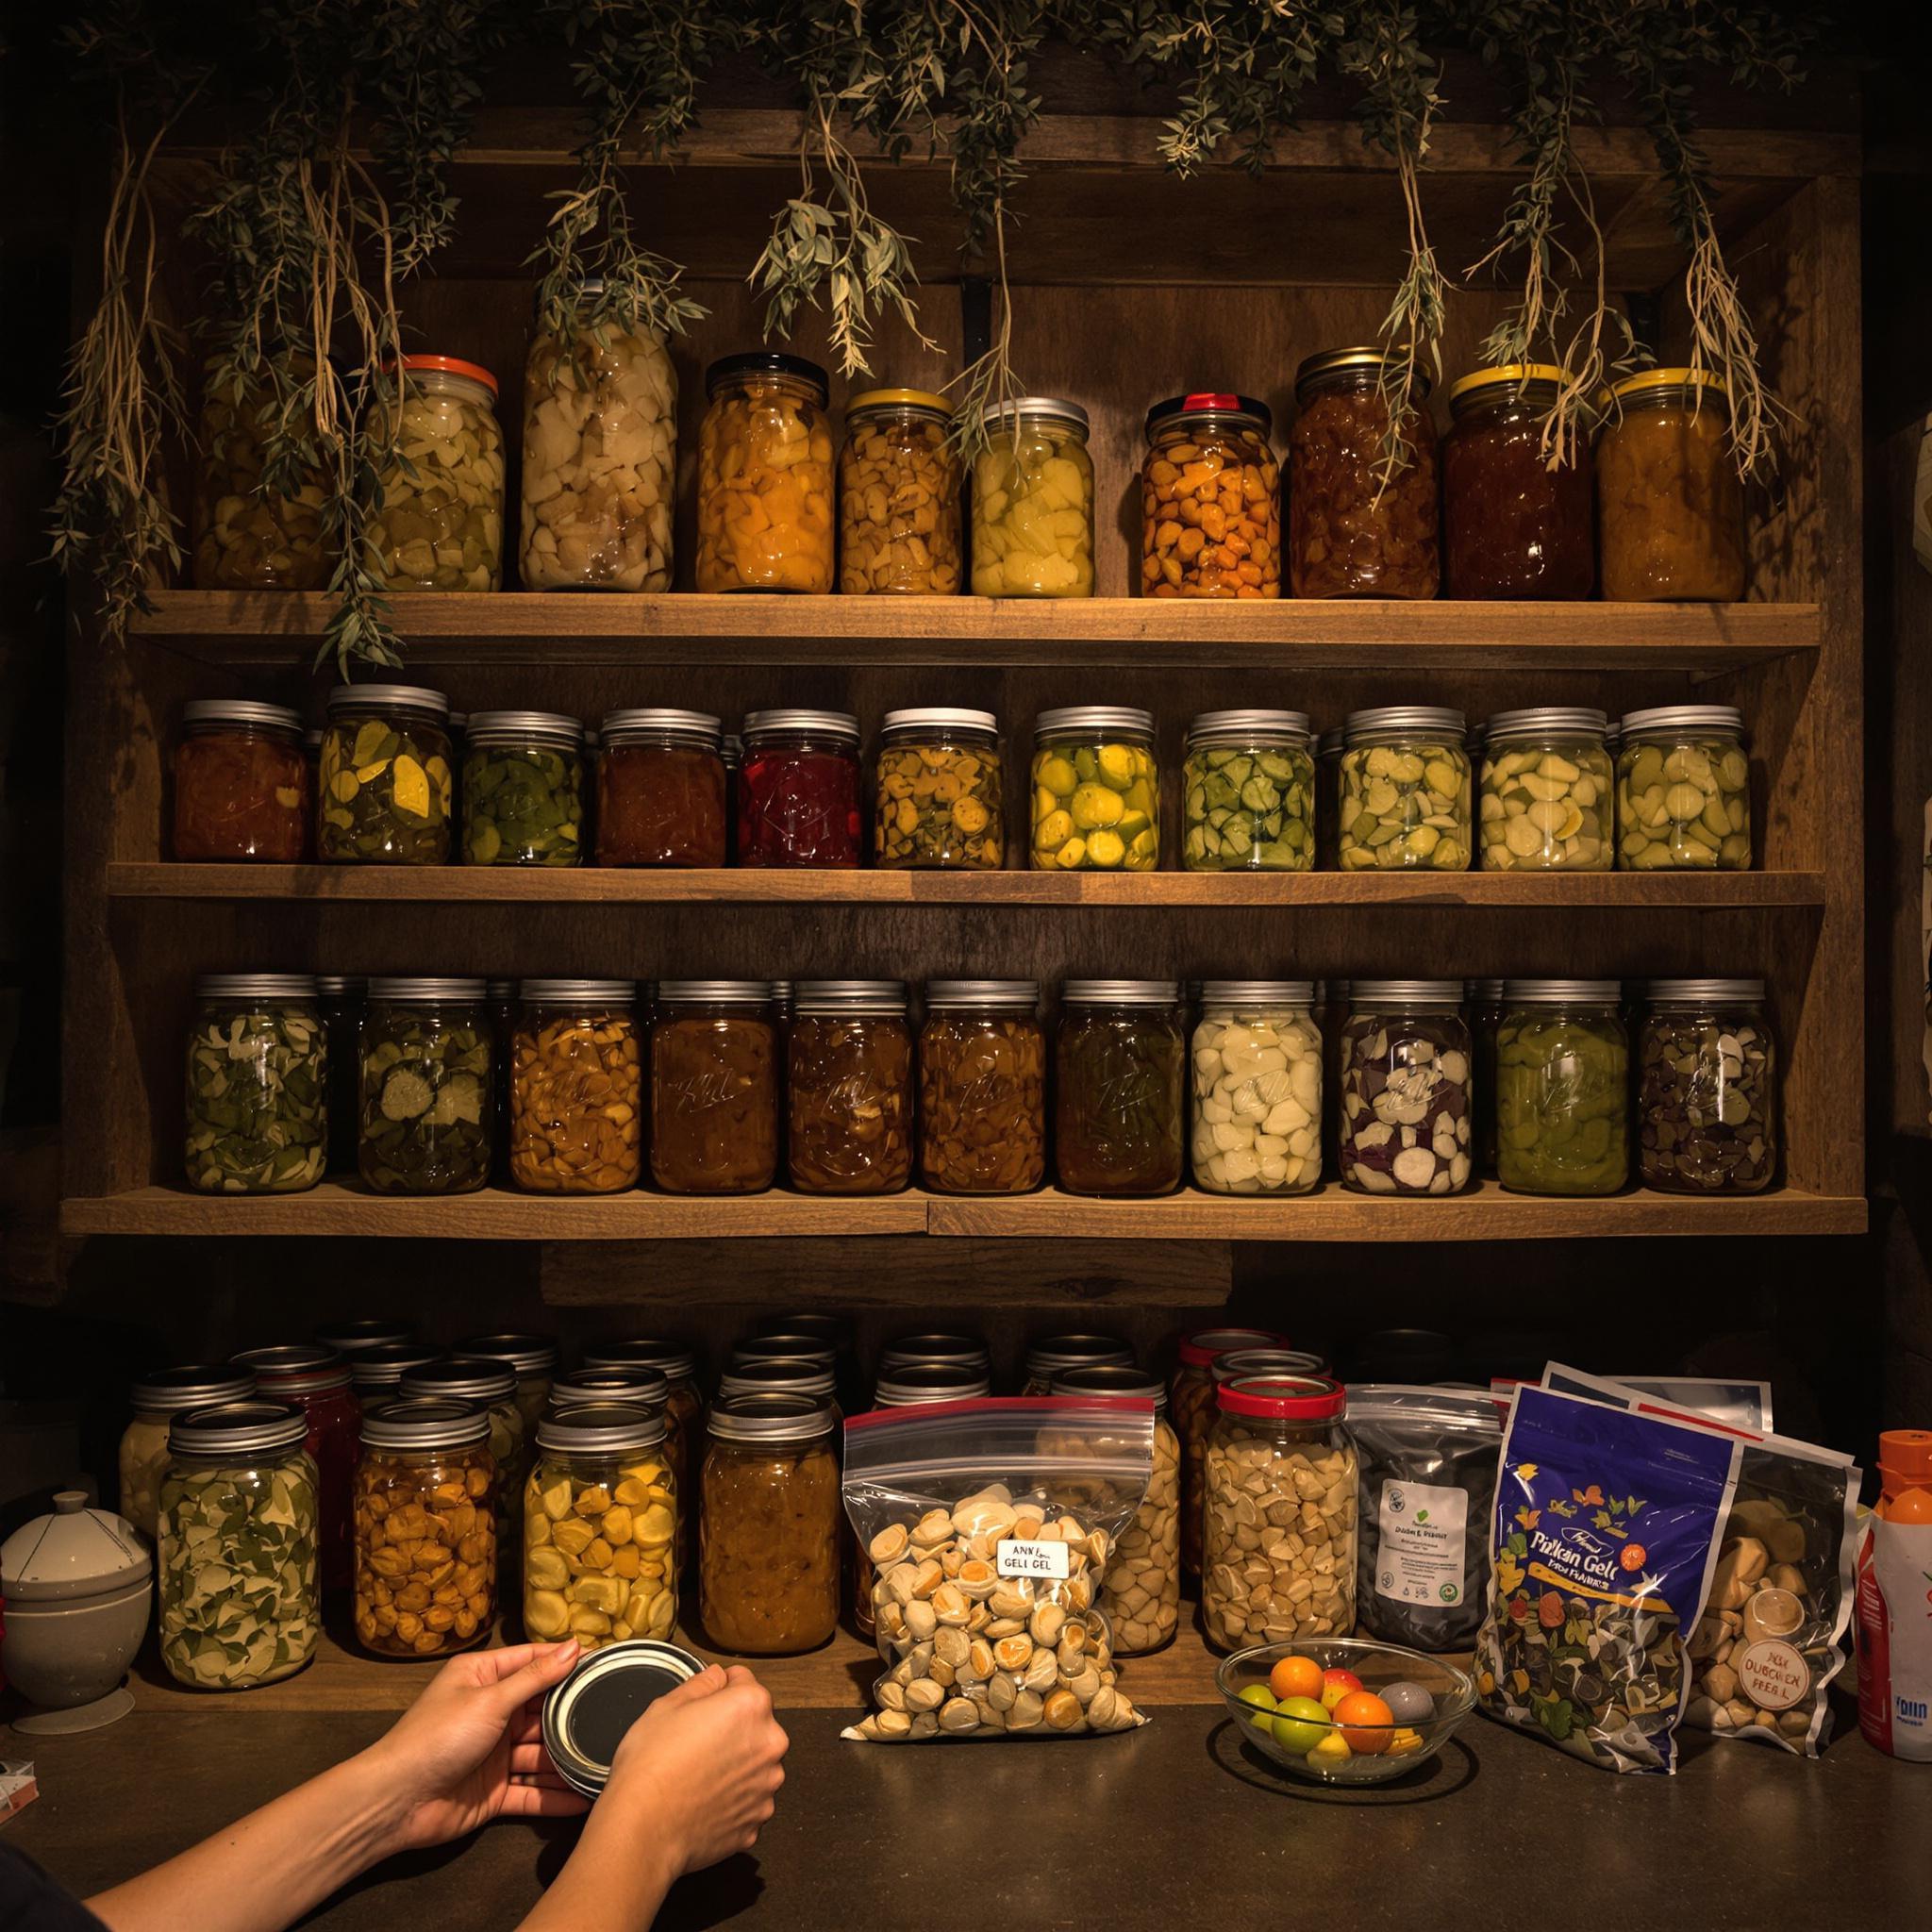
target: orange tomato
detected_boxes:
[1332,1690,1395,1754]
[1269,1654,1324,1704]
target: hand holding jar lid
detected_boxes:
[839,388,963,593]
[696,353,835,593]
[969,396,1095,598]
[1141,391,1280,598]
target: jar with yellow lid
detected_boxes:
[838,389,962,594]
[696,353,835,592]
[969,397,1095,597]
[1596,368,1745,602]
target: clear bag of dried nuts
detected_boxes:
[841,1397,1157,1741]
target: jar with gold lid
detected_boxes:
[839,389,962,593]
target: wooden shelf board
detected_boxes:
[60,1181,1867,1241]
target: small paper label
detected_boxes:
[1375,1479,1468,1608]
[1737,1638,1810,1713]
[996,1538,1071,1581]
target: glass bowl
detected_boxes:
[1215,1636,1476,1786]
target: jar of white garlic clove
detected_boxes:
[367,356,507,592]
[1190,981,1323,1195]
[1478,706,1613,872]
[1339,707,1472,872]
[1339,979,1473,1196]
[520,303,676,591]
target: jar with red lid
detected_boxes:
[1168,1327,1291,1579]
[1141,392,1280,598]
[232,1343,361,1592]
[173,701,308,861]
[366,355,506,592]
[736,709,862,868]
[1201,1374,1357,1653]
[595,709,728,867]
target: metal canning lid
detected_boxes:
[131,1364,256,1413]
[1465,978,1507,1003]
[1295,346,1432,402]
[924,979,1039,1009]
[1317,726,1344,759]
[542,1641,708,1800]
[705,352,828,401]
[313,975,367,999]
[325,684,450,722]
[1186,708,1310,747]
[1063,980,1180,1007]
[348,1342,445,1391]
[846,387,951,420]
[368,977,488,1004]
[1053,1363,1167,1408]
[462,709,585,751]
[732,1335,837,1368]
[1351,979,1465,1008]
[458,1333,560,1377]
[359,1397,491,1453]
[1211,1347,1329,1383]
[741,708,860,746]
[181,699,304,735]
[977,394,1090,435]
[520,979,637,1006]
[1199,980,1316,1007]
[169,1400,309,1458]
[583,1341,697,1383]
[721,733,743,769]
[313,1318,413,1355]
[486,979,515,1002]
[1344,706,1467,741]
[1217,1373,1347,1421]
[1034,706,1154,743]
[656,980,771,1008]
[1619,705,1745,740]
[1504,979,1623,1004]
[399,353,499,398]
[877,1334,991,1373]
[1642,977,1766,1005]
[400,1357,516,1405]
[1610,366,1730,405]
[719,1358,836,1402]
[231,1344,351,1395]
[708,1391,836,1443]
[874,1361,992,1407]
[549,1368,670,1411]
[194,974,319,1003]
[794,979,908,1016]
[1484,707,1607,743]
[1445,362,1567,410]
[878,707,998,740]
[1176,1326,1289,1368]
[1023,1335,1134,1379]
[756,1312,852,1348]
[535,1400,665,1455]
[1145,392,1272,440]
[599,708,723,749]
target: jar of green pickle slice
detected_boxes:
[319,684,455,864]
[367,355,506,591]
[461,709,586,867]
[1616,705,1751,871]
[1494,979,1630,1197]
[1031,707,1159,872]
[1479,707,1612,872]
[359,977,492,1195]
[1182,709,1313,871]
[184,974,327,1194]
[1339,706,1471,872]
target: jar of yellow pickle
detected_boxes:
[838,389,962,593]
[969,397,1095,598]
[696,354,835,592]
[1030,707,1158,872]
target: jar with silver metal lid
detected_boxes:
[1495,979,1629,1197]
[1191,979,1323,1196]
[1340,706,1471,872]
[1638,977,1775,1194]
[313,1318,413,1356]
[582,1341,703,1573]
[1183,708,1314,872]
[400,1357,527,1553]
[185,973,326,1195]
[359,977,492,1196]
[159,1401,320,1690]
[788,980,912,1196]
[875,1333,992,1380]
[231,1343,361,1591]
[460,709,586,867]
[919,978,1046,1195]
[874,707,1004,868]
[173,698,308,862]
[1479,707,1612,873]
[1022,1334,1134,1397]
[352,1398,497,1658]
[970,395,1094,597]
[1465,977,1508,1177]
[509,977,641,1196]
[737,708,861,867]
[1032,706,1159,871]
[873,1360,991,1407]
[346,1341,445,1400]
[596,708,727,868]
[731,1332,838,1372]
[650,980,778,1194]
[700,1392,841,1655]
[458,1333,561,1431]
[550,1366,671,1414]
[318,683,454,864]
[717,1357,840,1413]
[1616,705,1751,872]
[1169,1327,1291,1579]
[1056,980,1187,1196]
[1339,979,1472,1196]
[121,1365,256,1541]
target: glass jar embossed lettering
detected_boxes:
[367,356,506,592]
[874,708,1003,869]
[1494,979,1629,1197]
[839,389,963,594]
[318,684,454,865]
[1191,981,1322,1196]
[970,397,1095,598]
[174,701,308,862]
[738,709,862,868]
[1183,709,1313,872]
[596,709,728,868]
[697,354,835,592]
[358,978,492,1195]
[1340,707,1471,873]
[1479,707,1612,873]
[1616,706,1751,872]
[787,981,913,1196]
[650,981,778,1194]
[1032,707,1158,872]
[1339,980,1472,1195]
[510,979,641,1195]
[1638,978,1776,1194]
[461,710,585,867]
[185,974,327,1195]
[1141,392,1280,598]
[918,979,1046,1195]
[1055,980,1186,1197]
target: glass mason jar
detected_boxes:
[398,1357,526,1559]
[318,683,454,864]
[191,357,330,591]
[1031,707,1159,872]
[185,974,327,1194]
[918,979,1046,1195]
[650,980,779,1194]
[487,977,516,1184]
[581,1341,703,1579]
[696,353,835,592]
[1201,1374,1356,1653]
[1289,347,1440,598]
[159,1401,321,1690]
[461,710,585,867]
[718,1355,839,1420]
[1616,705,1752,872]
[315,974,366,1179]
[549,1367,669,1419]
[596,709,727,868]
[1495,979,1630,1197]
[509,978,641,1195]
[1339,706,1472,873]
[459,1334,561,1436]
[1191,980,1323,1195]
[311,1317,411,1354]
[359,977,493,1194]
[1053,1364,1180,1657]
[1170,1329,1289,1580]
[874,708,1004,869]
[787,981,913,1195]
[1479,706,1613,872]
[1183,709,1314,872]
[1315,727,1344,871]
[1597,368,1745,602]
[1339,980,1473,1196]
[970,396,1095,597]
[1466,977,1507,1178]
[1021,1335,1133,1398]
[751,1311,861,1415]
[1638,977,1776,1194]
[737,709,862,868]
[1321,979,1350,1180]
[521,301,675,591]
[874,1360,991,1407]
[1441,363,1595,599]
[839,388,963,594]
[173,699,308,862]
[524,1402,676,1652]
[352,1398,496,1658]
[875,1333,993,1382]
[121,1365,255,1541]
[367,356,506,591]
[347,1341,444,1404]
[700,1392,841,1656]
[1141,391,1280,599]
[230,1344,360,1594]
[1055,980,1187,1197]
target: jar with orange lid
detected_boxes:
[697,354,835,592]
[1141,391,1280,598]
[839,389,962,593]
[366,356,507,591]
[1169,1328,1290,1579]
[1596,368,1745,601]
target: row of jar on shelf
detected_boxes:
[176,690,1754,875]
[193,340,1747,605]
[186,972,1777,1203]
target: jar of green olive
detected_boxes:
[358,978,493,1194]
[1339,708,1472,872]
[461,710,586,867]
[185,974,327,1194]
[1494,979,1630,1197]
[1182,710,1314,871]
[319,684,454,864]
[1616,706,1751,871]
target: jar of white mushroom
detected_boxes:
[1339,979,1473,1196]
[367,356,507,592]
[1201,1374,1356,1654]
[1478,705,1613,872]
[1191,980,1323,1195]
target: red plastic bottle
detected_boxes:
[1856,1428,1932,1760]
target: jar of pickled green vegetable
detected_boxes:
[1478,707,1612,872]
[359,977,492,1194]
[1182,710,1313,871]
[1031,707,1159,871]
[318,684,454,864]
[1055,980,1186,1196]
[1339,707,1471,873]
[460,709,585,866]
[1494,979,1630,1197]
[184,974,327,1194]
[1615,706,1751,871]
[367,355,506,591]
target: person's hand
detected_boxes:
[357,1640,591,1854]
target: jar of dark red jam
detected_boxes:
[230,1343,361,1592]
[736,709,862,868]
[595,709,727,867]
[173,700,309,861]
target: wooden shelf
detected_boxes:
[60,1180,1867,1241]
[129,591,1820,670]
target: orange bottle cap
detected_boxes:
[1878,1428,1932,1490]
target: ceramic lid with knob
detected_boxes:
[0,1491,152,1601]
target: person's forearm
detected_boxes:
[516,1805,678,1932]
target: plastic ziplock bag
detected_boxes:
[841,1396,1155,1741]
[1477,1384,1740,1773]
[1541,1363,1859,1756]
[1350,1385,1503,1652]
[1537,1365,1774,1435]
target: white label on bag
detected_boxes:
[1374,1479,1468,1608]
[996,1538,1071,1580]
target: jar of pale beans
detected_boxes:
[696,354,835,592]
[1141,392,1280,597]
[838,389,962,593]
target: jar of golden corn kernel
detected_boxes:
[970,397,1095,598]
[524,1402,676,1652]
[1141,391,1280,598]
[696,354,835,593]
[839,389,962,594]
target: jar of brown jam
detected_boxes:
[1441,363,1593,599]
[595,709,727,867]
[918,979,1046,1195]
[787,981,913,1195]
[649,980,778,1194]
[1054,979,1187,1197]
[173,700,309,862]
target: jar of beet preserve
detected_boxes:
[230,1343,361,1593]
[736,709,862,868]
